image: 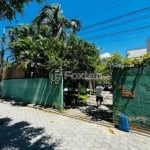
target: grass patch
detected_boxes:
[79,95,89,102]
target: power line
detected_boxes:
[98,33,149,44]
[73,0,106,16]
[74,0,103,12]
[74,0,119,18]
[82,6,150,30]
[79,14,150,35]
[76,0,127,19]
[86,25,150,40]
[98,33,149,55]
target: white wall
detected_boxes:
[127,48,147,58]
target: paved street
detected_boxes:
[0,101,150,150]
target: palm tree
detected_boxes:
[33,4,81,39]
[66,19,81,34]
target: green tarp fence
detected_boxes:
[1,77,63,109]
[112,59,150,129]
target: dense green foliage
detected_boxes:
[100,53,123,77]
[100,52,150,77]
[0,0,43,20]
[8,4,100,78]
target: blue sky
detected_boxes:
[1,0,150,57]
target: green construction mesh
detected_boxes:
[1,77,63,109]
[112,59,150,129]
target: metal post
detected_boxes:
[89,77,92,96]
[0,28,6,81]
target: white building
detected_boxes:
[126,48,147,58]
[126,37,150,58]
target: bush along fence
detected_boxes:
[112,59,150,130]
[1,76,63,109]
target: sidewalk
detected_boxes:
[62,91,113,125]
[0,101,150,150]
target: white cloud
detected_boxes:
[99,53,111,59]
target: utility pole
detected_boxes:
[0,28,6,81]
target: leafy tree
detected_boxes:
[8,25,36,61]
[63,35,99,73]
[99,53,123,82]
[8,28,100,87]
[122,58,133,66]
[105,53,123,69]
[0,0,43,20]
[8,24,66,77]
[62,35,100,98]
[100,53,122,75]
[143,52,150,62]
